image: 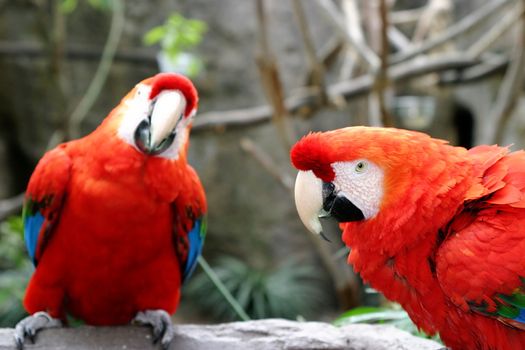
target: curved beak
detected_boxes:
[294,170,324,235]
[150,90,186,149]
[294,170,366,238]
[134,90,187,155]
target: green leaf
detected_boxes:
[87,0,112,11]
[185,256,325,321]
[142,12,207,75]
[143,26,167,46]
[334,305,413,326]
[337,306,386,318]
[60,0,78,14]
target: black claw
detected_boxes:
[15,338,24,350]
[27,327,36,344]
[152,332,160,344]
[152,324,165,344]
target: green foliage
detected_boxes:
[59,0,113,14]
[143,13,207,77]
[60,0,78,14]
[0,216,31,326]
[87,0,113,11]
[186,256,325,321]
[334,304,442,343]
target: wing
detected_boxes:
[436,149,525,329]
[23,145,71,266]
[172,166,207,283]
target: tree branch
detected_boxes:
[390,0,513,64]
[490,3,525,144]
[240,138,294,191]
[0,41,157,65]
[317,0,380,71]
[292,0,327,105]
[340,0,366,79]
[372,0,393,126]
[390,7,425,25]
[438,54,508,85]
[387,25,411,52]
[68,0,126,139]
[0,193,24,221]
[255,0,296,149]
[468,2,525,58]
[192,54,505,132]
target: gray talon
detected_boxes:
[13,312,62,349]
[133,309,174,350]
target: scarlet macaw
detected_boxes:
[14,73,206,350]
[292,126,525,350]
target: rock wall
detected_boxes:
[0,320,443,350]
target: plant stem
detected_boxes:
[197,256,251,321]
[68,0,125,139]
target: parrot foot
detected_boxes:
[133,309,174,350]
[13,311,62,349]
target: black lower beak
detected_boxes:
[322,182,365,222]
[134,119,175,155]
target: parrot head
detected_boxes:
[290,126,469,243]
[112,72,198,159]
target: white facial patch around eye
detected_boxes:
[118,84,152,148]
[331,160,384,220]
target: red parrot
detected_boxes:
[14,73,206,349]
[291,126,525,350]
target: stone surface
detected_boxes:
[1,319,443,350]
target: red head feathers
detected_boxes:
[148,73,198,117]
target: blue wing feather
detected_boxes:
[23,211,44,265]
[514,309,525,324]
[182,216,206,282]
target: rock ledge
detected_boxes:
[1,319,443,350]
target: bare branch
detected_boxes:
[317,0,380,71]
[317,37,344,69]
[240,138,294,191]
[193,54,501,132]
[340,0,366,79]
[292,0,327,105]
[412,0,453,43]
[438,54,508,85]
[0,193,24,221]
[388,25,411,51]
[369,0,394,126]
[390,7,425,25]
[255,0,297,149]
[491,5,525,144]
[468,2,525,58]
[68,0,125,140]
[0,41,157,66]
[391,0,513,64]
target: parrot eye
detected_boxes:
[355,161,368,173]
[134,84,150,100]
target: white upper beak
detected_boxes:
[294,170,324,235]
[150,90,187,148]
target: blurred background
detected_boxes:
[0,0,524,339]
